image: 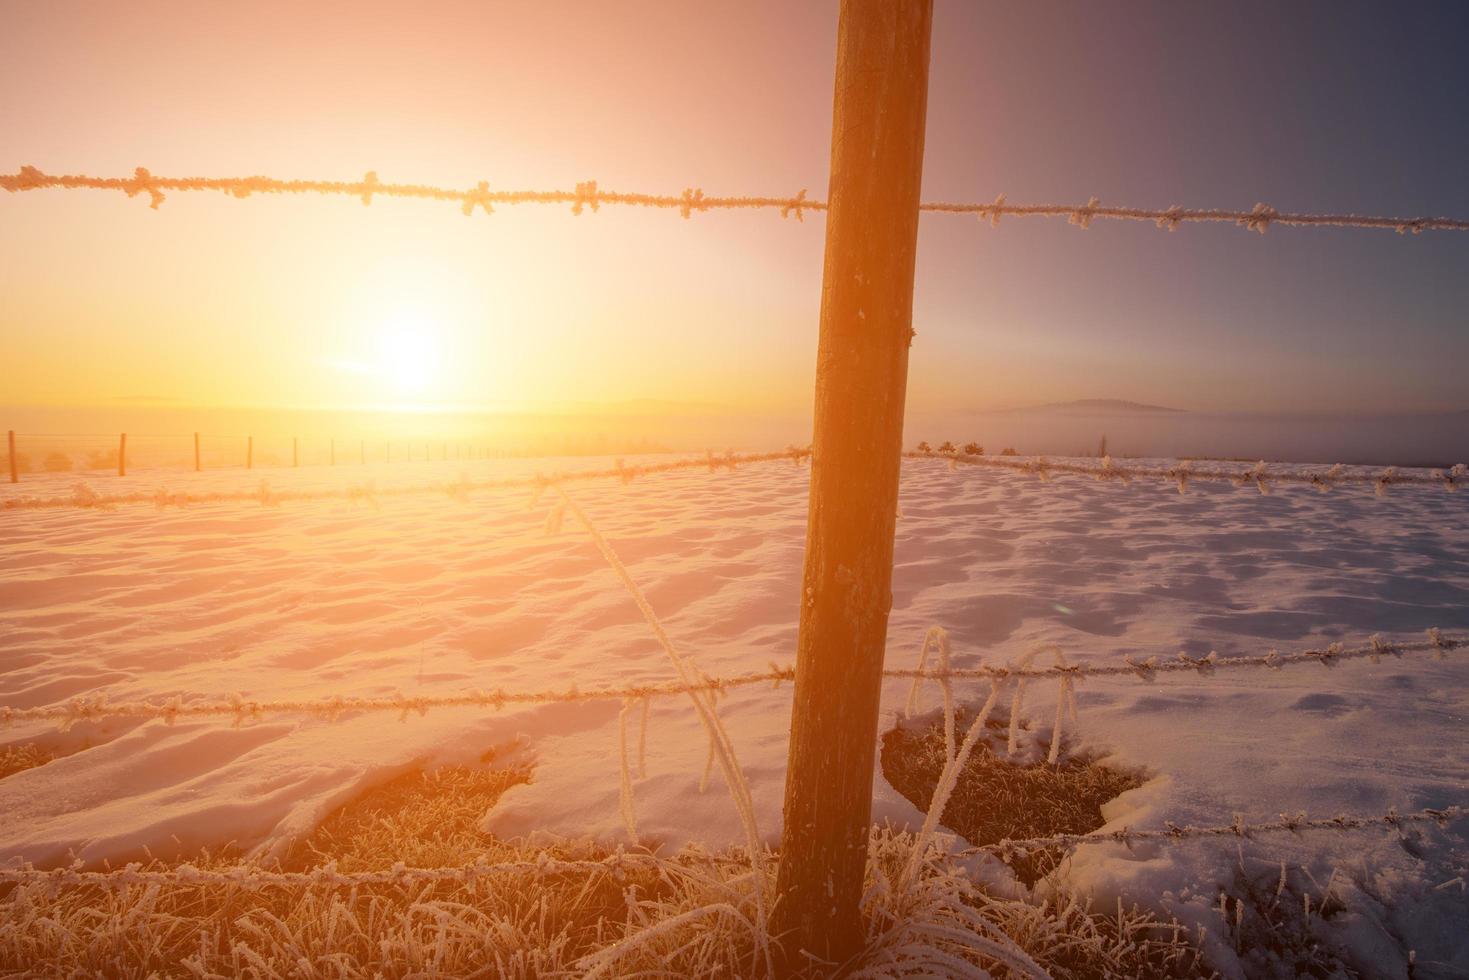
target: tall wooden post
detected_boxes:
[293,436,299,468]
[773,0,933,965]
[247,435,253,469]
[194,432,201,472]
[7,431,17,483]
[118,433,127,477]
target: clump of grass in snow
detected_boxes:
[882,707,1145,884]
[284,759,533,871]
[0,743,53,780]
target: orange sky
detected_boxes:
[3,1,1467,418]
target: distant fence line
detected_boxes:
[5,443,1468,512]
[4,429,658,484]
[0,448,809,511]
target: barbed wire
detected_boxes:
[0,669,799,731]
[3,630,1459,731]
[0,850,670,893]
[6,166,1469,235]
[0,168,821,220]
[0,448,810,512]
[969,805,1466,863]
[911,451,1467,496]
[923,196,1469,235]
[1,804,1459,893]
[891,629,1464,684]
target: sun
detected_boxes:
[373,315,441,395]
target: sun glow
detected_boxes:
[374,315,441,395]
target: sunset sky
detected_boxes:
[3,1,1467,418]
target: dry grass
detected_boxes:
[1,749,1215,978]
[881,708,1146,885]
[0,743,53,781]
[284,758,534,872]
[877,709,1215,977]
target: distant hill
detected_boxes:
[1022,399,1186,414]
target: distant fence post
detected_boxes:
[118,433,127,477]
[293,437,299,468]
[194,432,201,472]
[247,435,253,469]
[7,430,16,483]
[772,0,933,966]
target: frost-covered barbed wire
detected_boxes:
[966,805,1467,863]
[3,630,1459,731]
[893,629,1464,686]
[7,166,1469,235]
[0,669,799,730]
[0,167,822,220]
[912,451,1467,495]
[0,851,671,894]
[2,804,1459,893]
[0,448,810,512]
[924,196,1469,235]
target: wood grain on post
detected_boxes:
[194,432,201,472]
[772,0,933,965]
[7,430,17,483]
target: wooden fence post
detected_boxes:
[194,432,201,472]
[772,0,933,966]
[7,430,16,483]
[247,435,253,469]
[118,433,127,477]
[293,437,299,468]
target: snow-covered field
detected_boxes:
[2,454,1467,975]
